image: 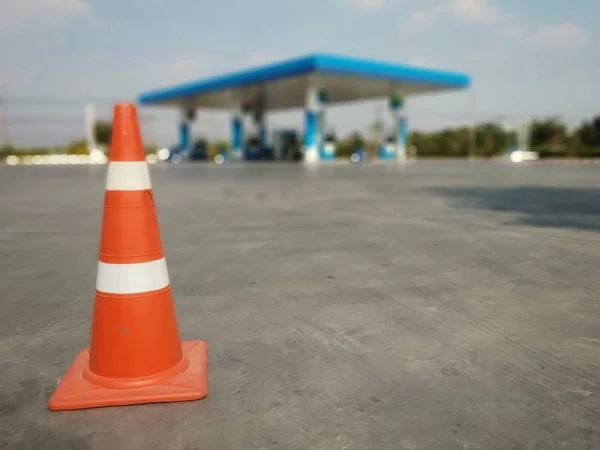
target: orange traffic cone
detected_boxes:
[48,103,208,411]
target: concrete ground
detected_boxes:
[0,161,598,450]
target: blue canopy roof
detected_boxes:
[138,53,471,110]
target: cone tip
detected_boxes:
[114,103,137,119]
[109,103,144,161]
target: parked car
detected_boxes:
[166,139,209,163]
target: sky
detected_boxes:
[0,0,599,147]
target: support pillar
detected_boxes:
[318,92,336,161]
[303,86,321,163]
[381,95,407,161]
[258,121,268,150]
[245,108,266,161]
[179,121,190,156]
[178,108,195,161]
[231,107,245,160]
[84,104,97,152]
[397,115,408,161]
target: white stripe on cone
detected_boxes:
[96,258,170,294]
[105,161,152,191]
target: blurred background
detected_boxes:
[1,0,599,161]
[2,97,600,162]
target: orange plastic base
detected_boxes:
[48,341,207,411]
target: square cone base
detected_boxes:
[48,341,207,411]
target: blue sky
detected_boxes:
[1,0,598,146]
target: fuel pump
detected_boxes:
[245,135,261,161]
[273,129,301,161]
[320,131,338,160]
[379,134,397,160]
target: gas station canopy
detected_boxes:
[137,53,471,111]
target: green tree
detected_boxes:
[0,142,16,158]
[67,139,88,155]
[207,140,230,159]
[474,122,507,157]
[575,116,600,147]
[95,121,112,145]
[530,117,567,148]
[349,131,365,150]
[337,131,365,158]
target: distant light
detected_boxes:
[350,152,361,163]
[214,154,225,165]
[157,148,170,161]
[5,155,19,166]
[89,149,107,164]
[510,151,523,163]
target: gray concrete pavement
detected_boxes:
[0,161,599,450]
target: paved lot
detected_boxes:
[0,161,599,450]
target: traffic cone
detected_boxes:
[48,103,208,411]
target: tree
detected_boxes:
[94,121,112,145]
[207,140,230,159]
[337,131,365,158]
[530,117,567,149]
[575,116,600,147]
[67,139,88,155]
[0,142,16,158]
[408,131,431,156]
[474,122,507,156]
[349,131,365,150]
